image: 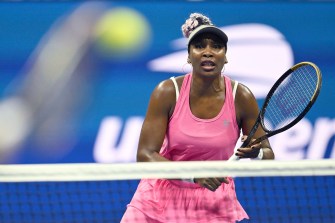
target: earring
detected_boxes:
[182,62,192,73]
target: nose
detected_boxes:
[202,45,213,58]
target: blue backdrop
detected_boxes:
[0,1,334,164]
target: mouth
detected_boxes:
[200,60,216,70]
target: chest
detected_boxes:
[189,93,225,119]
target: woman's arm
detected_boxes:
[136,79,176,162]
[234,83,275,160]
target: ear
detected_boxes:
[224,55,228,64]
[187,58,191,64]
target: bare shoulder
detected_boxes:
[153,75,184,95]
[235,82,257,103]
[233,81,259,125]
[151,75,185,107]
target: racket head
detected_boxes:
[259,61,322,136]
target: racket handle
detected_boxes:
[240,137,252,148]
[228,134,256,161]
[228,154,240,161]
[227,136,250,161]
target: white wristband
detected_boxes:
[253,148,264,160]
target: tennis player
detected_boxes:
[121,13,274,223]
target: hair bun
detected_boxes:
[181,13,213,38]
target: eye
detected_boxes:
[194,43,203,49]
[213,43,224,49]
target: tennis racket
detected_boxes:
[229,61,322,161]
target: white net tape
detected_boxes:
[1,159,334,182]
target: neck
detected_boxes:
[191,75,224,96]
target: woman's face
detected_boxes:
[188,33,227,77]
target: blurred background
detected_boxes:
[0,1,334,164]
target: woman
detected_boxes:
[121,13,274,223]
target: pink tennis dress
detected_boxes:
[122,74,249,223]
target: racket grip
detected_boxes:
[240,137,251,148]
[228,154,240,161]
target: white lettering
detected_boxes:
[307,118,335,159]
[93,116,143,163]
[268,118,312,160]
[93,116,335,162]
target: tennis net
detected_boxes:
[1,160,334,223]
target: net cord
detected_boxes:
[0,159,334,182]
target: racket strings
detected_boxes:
[263,65,318,131]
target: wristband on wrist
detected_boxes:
[252,148,264,160]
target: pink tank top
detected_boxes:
[160,73,240,161]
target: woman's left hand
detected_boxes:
[235,135,262,159]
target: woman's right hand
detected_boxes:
[194,177,229,192]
